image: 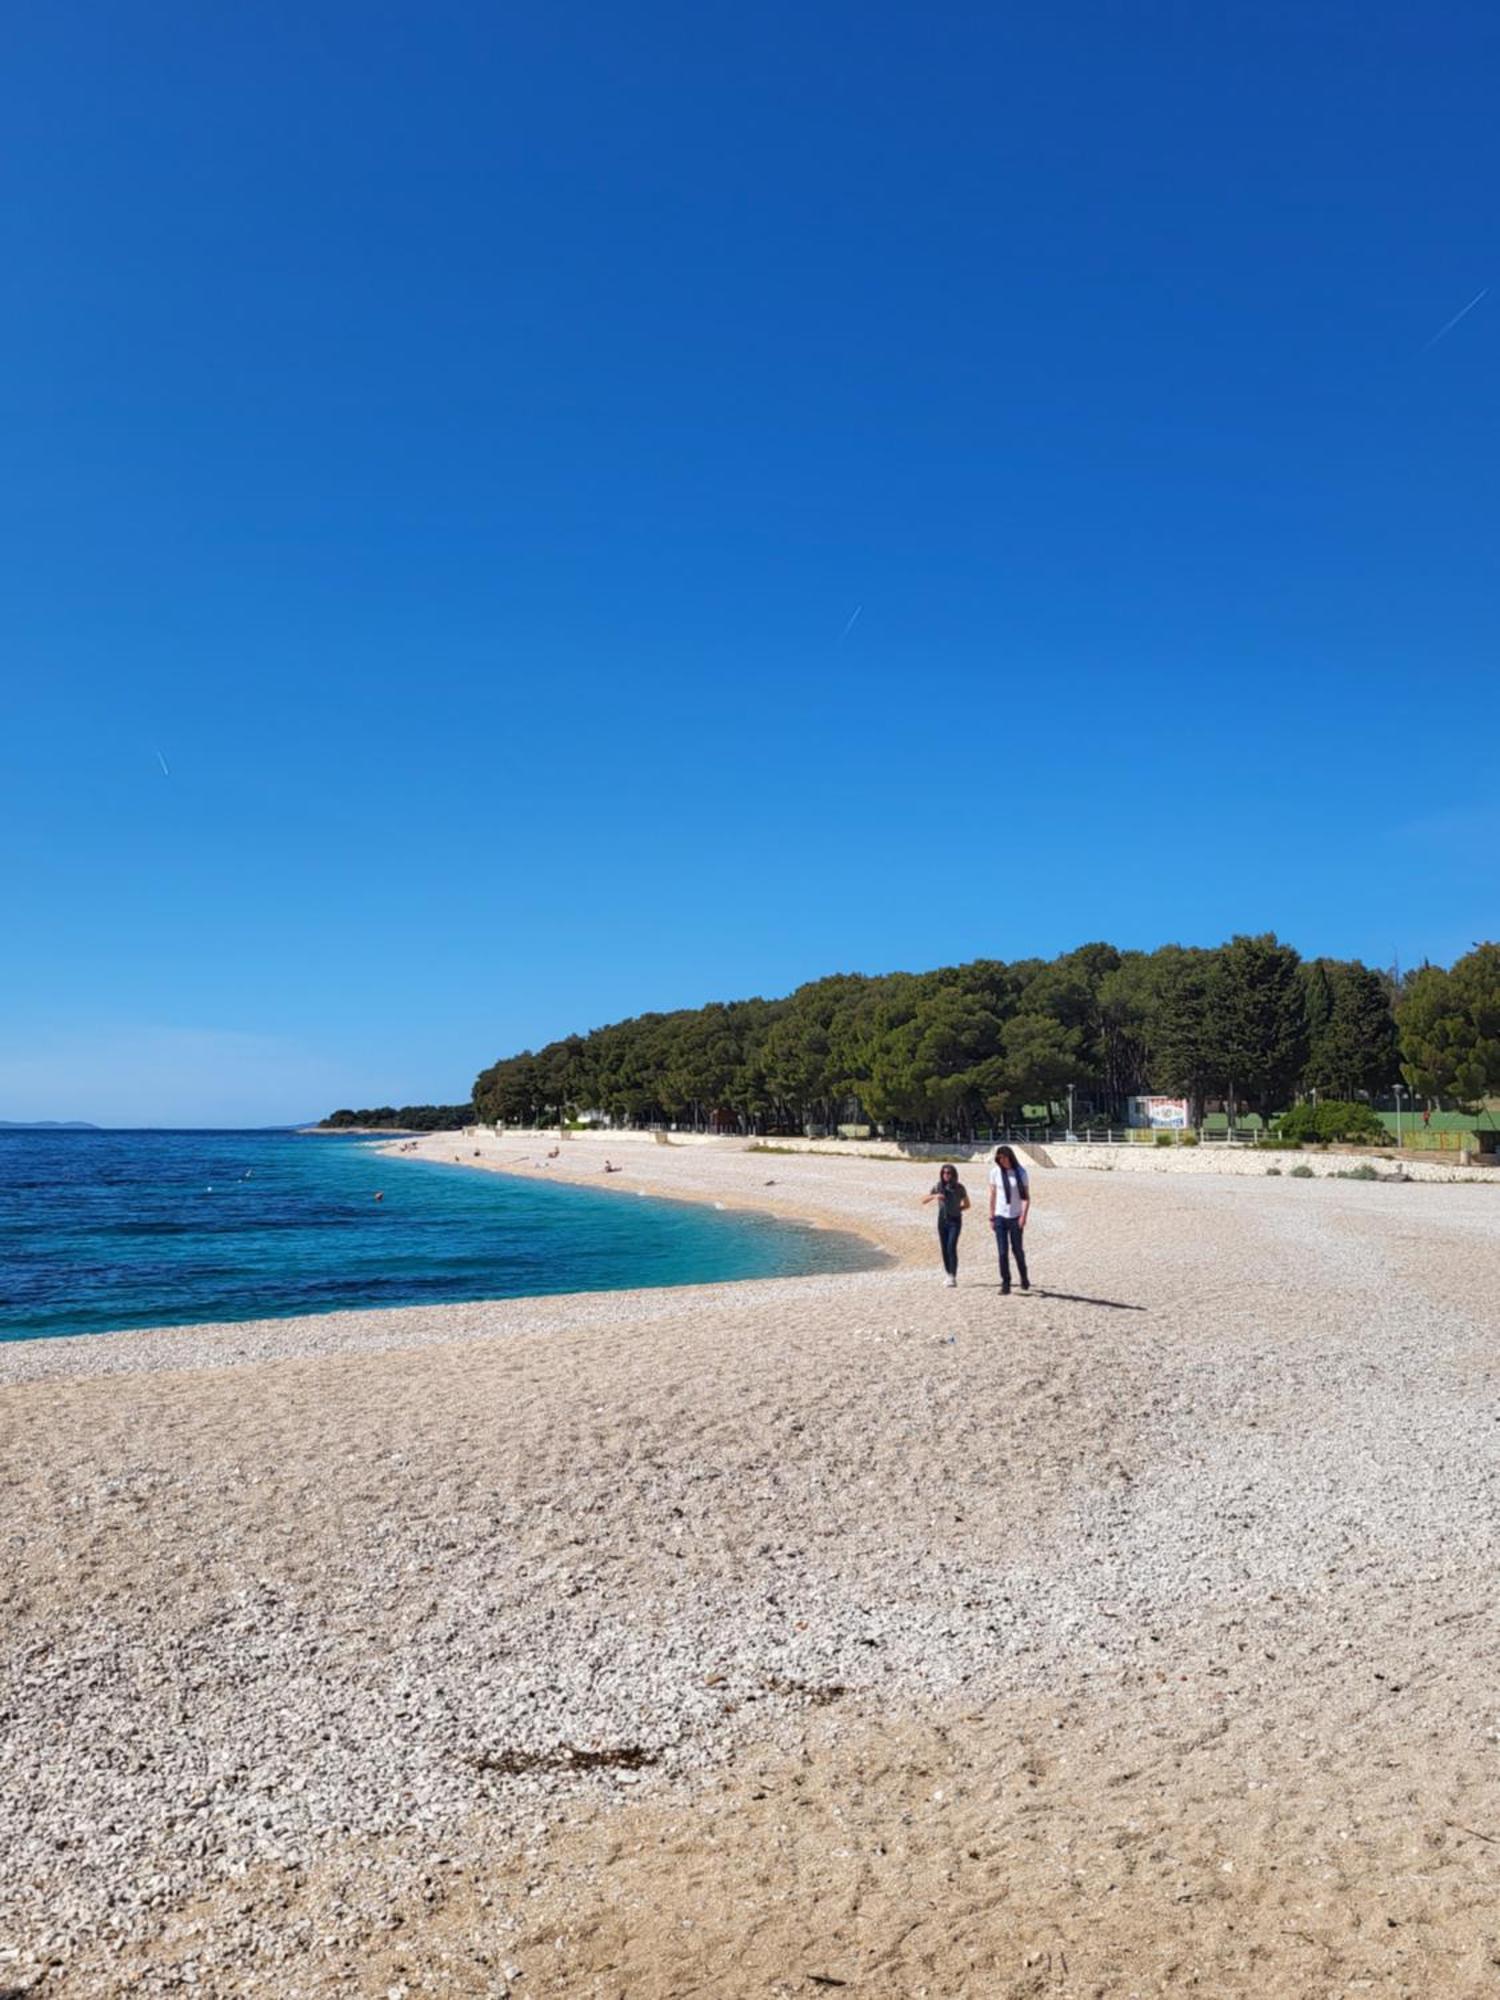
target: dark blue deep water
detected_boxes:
[0,1130,876,1342]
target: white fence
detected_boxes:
[984,1126,1268,1149]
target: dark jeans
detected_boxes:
[937,1213,962,1276]
[992,1214,1029,1290]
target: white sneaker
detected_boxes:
[944,1274,957,1288]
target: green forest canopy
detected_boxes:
[318,1104,474,1131]
[470,937,1500,1139]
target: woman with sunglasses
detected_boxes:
[920,1163,971,1287]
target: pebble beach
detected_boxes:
[4,1135,1500,1997]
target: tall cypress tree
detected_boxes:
[1398,944,1500,1108]
[1146,946,1219,1116]
[1304,961,1400,1098]
[1208,934,1308,1117]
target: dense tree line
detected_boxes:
[470,936,1496,1138]
[1397,944,1500,1108]
[319,1104,474,1131]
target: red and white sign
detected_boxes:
[1131,1096,1190,1129]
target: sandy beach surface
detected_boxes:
[5,1134,1500,1997]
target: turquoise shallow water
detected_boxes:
[0,1130,876,1342]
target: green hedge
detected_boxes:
[1274,1100,1387,1146]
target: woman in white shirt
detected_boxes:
[987,1146,1031,1294]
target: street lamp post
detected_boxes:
[1067,1081,1076,1140]
[1395,1081,1405,1149]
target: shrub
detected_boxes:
[1154,1131,1175,1147]
[1334,1163,1379,1181]
[1265,1166,1282,1176]
[1178,1130,1199,1146]
[1274,1100,1387,1147]
[1289,1163,1314,1178]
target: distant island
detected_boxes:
[0,1120,101,1129]
[313,1103,474,1133]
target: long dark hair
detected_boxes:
[938,1163,958,1182]
[994,1145,1023,1198]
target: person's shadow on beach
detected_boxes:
[1020,1288,1146,1312]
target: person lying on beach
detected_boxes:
[603,1159,622,1173]
[921,1164,970,1287]
[988,1146,1031,1293]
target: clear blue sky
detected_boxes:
[4,1,1496,1123]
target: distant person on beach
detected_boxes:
[988,1146,1031,1294]
[921,1164,970,1287]
[603,1159,621,1173]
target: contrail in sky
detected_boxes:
[155,749,170,777]
[838,605,862,644]
[1422,286,1489,352]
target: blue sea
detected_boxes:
[0,1130,875,1343]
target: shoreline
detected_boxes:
[7,1153,1500,1994]
[377,1125,920,1265]
[296,1123,427,1135]
[0,1140,894,1380]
